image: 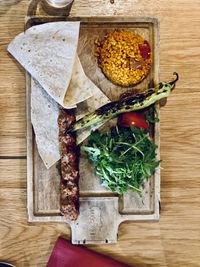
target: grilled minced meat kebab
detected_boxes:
[70,73,179,133]
[58,109,79,220]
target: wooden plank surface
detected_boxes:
[0,0,200,266]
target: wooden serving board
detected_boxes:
[26,16,160,244]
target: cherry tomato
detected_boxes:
[117,111,149,129]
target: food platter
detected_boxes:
[26,16,160,244]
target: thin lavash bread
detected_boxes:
[31,76,110,169]
[7,21,110,168]
[7,21,92,108]
[31,78,60,168]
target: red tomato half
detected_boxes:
[139,40,151,60]
[117,111,149,129]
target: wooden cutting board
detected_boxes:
[26,16,160,244]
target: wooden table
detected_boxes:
[0,1,200,266]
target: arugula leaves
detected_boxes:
[82,126,160,195]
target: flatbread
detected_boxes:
[31,78,60,169]
[64,55,94,108]
[8,21,80,108]
[8,21,110,168]
[31,69,110,169]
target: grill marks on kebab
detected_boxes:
[58,108,79,220]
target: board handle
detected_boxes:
[70,197,120,244]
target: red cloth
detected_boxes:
[47,237,131,267]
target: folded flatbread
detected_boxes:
[8,21,82,108]
[31,70,110,169]
[31,78,60,169]
[8,21,110,169]
[65,55,94,108]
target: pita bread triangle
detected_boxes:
[8,21,80,107]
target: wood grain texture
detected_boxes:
[0,0,200,266]
[0,0,27,157]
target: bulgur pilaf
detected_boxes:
[95,31,152,87]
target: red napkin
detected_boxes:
[47,237,131,267]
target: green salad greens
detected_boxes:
[82,126,160,195]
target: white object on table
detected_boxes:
[45,0,74,8]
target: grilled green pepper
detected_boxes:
[70,72,179,132]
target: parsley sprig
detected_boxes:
[82,126,160,195]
